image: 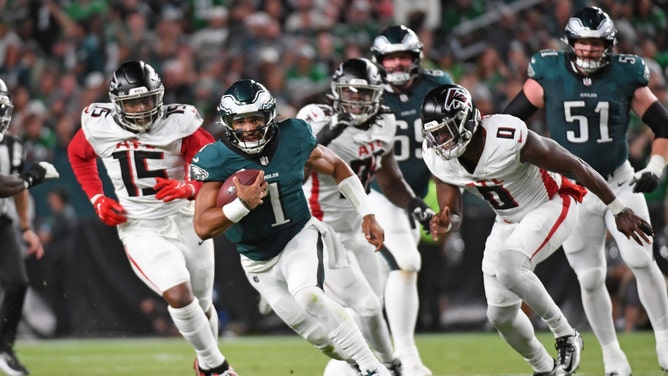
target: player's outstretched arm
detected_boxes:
[376,151,434,233]
[521,130,653,244]
[430,178,463,242]
[306,144,384,249]
[0,161,60,198]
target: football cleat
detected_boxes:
[194,359,238,376]
[0,349,29,376]
[555,331,584,375]
[533,359,564,376]
[384,358,403,376]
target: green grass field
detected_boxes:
[15,331,665,375]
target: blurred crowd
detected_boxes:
[2,0,668,172]
[3,0,668,334]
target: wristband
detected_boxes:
[21,227,32,233]
[222,197,250,223]
[445,214,462,233]
[337,175,374,218]
[607,197,626,216]
[645,154,666,176]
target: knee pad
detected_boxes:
[292,285,325,312]
[495,249,530,290]
[577,267,605,291]
[380,242,422,272]
[487,304,519,329]
[349,293,382,318]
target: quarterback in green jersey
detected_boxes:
[504,7,668,375]
[191,79,395,376]
[365,25,453,376]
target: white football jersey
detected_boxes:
[423,114,565,223]
[80,103,203,219]
[298,104,396,231]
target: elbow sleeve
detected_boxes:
[503,90,539,121]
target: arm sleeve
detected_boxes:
[641,100,668,139]
[502,90,539,121]
[67,129,104,200]
[181,127,215,195]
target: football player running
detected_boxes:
[191,79,393,376]
[298,58,430,376]
[503,6,668,375]
[67,61,236,376]
[424,83,653,376]
[367,25,454,376]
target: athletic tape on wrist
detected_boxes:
[337,175,374,218]
[223,197,250,223]
[607,197,626,216]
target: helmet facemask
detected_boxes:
[421,84,480,160]
[563,7,617,74]
[371,25,423,86]
[109,61,165,133]
[424,107,479,160]
[218,80,277,155]
[223,111,276,155]
[111,88,164,133]
[0,94,14,142]
[333,84,383,125]
[331,58,384,126]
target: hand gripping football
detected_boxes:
[216,169,263,207]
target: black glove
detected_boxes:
[630,155,665,193]
[316,113,354,146]
[408,197,435,234]
[630,171,661,193]
[19,161,59,188]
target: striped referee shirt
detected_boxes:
[0,134,24,216]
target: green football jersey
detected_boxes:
[191,118,317,261]
[529,50,649,178]
[371,69,453,198]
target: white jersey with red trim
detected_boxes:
[297,103,396,232]
[423,114,564,223]
[80,103,202,219]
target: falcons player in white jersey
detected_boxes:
[67,61,236,376]
[298,58,431,376]
[421,84,653,376]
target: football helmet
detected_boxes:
[331,58,384,127]
[563,6,617,74]
[370,25,423,86]
[421,84,480,160]
[218,79,277,154]
[109,60,164,133]
[0,78,13,142]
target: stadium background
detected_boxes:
[1,0,667,338]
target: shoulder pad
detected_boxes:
[296,103,332,122]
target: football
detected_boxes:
[216,169,263,207]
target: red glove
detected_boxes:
[92,195,127,226]
[153,177,195,202]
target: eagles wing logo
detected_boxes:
[189,165,209,181]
